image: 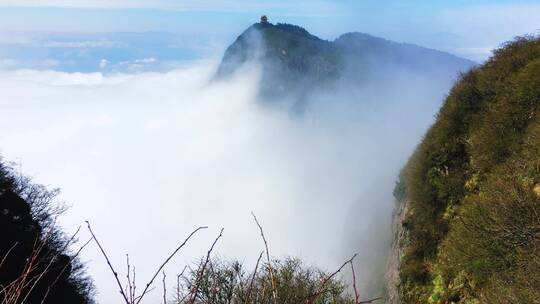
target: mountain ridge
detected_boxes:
[216,21,475,103]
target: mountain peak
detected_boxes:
[216,22,475,102]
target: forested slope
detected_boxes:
[395,36,540,303]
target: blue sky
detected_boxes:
[0,0,539,70]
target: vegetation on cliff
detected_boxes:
[396,36,540,303]
[0,159,94,304]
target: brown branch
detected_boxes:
[350,261,360,304]
[86,221,130,304]
[0,242,19,270]
[359,296,384,303]
[2,230,75,304]
[307,254,357,304]
[132,266,136,303]
[133,287,155,302]
[127,254,132,303]
[251,212,277,304]
[176,266,187,303]
[246,251,264,304]
[40,236,93,304]
[162,271,167,304]
[178,265,198,304]
[136,226,208,304]
[11,234,49,304]
[21,226,83,304]
[208,260,217,302]
[188,228,224,304]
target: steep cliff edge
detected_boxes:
[390,36,540,303]
[386,198,407,304]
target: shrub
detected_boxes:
[396,35,540,303]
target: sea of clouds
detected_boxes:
[0,60,452,302]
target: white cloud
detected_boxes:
[134,57,156,63]
[0,33,125,49]
[0,0,341,14]
[42,40,124,48]
[0,58,17,69]
[447,46,495,61]
[0,0,159,8]
[99,58,109,69]
[0,34,35,45]
[0,60,449,302]
[109,57,160,72]
[41,58,60,67]
[438,4,540,53]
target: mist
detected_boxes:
[0,57,455,302]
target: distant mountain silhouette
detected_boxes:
[216,21,475,103]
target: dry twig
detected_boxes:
[0,242,19,270]
[175,266,187,303]
[306,254,357,304]
[251,212,277,304]
[187,228,224,304]
[40,236,93,304]
[86,221,130,303]
[350,261,360,304]
[86,221,207,304]
[359,296,384,303]
[162,271,167,304]
[246,251,264,304]
[136,226,208,304]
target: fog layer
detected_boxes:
[0,60,455,302]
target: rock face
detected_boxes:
[216,22,475,104]
[385,199,408,304]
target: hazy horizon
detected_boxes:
[1,0,539,71]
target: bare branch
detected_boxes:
[307,254,357,304]
[21,226,83,304]
[132,266,136,303]
[350,260,360,304]
[0,242,19,270]
[40,236,93,304]
[162,271,167,304]
[359,296,384,303]
[251,212,277,304]
[126,254,132,303]
[188,228,224,304]
[86,221,130,304]
[136,226,208,304]
[176,266,187,303]
[246,251,264,304]
[133,287,155,302]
